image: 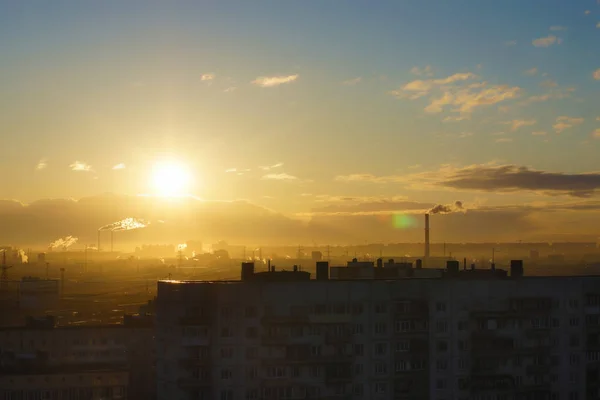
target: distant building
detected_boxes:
[156,260,600,400]
[0,315,155,400]
[19,277,59,310]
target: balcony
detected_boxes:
[261,315,310,326]
[178,357,211,368]
[261,334,289,345]
[526,364,552,374]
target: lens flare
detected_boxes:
[392,214,419,229]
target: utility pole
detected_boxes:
[59,268,65,297]
[46,262,49,279]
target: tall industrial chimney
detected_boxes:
[424,214,430,261]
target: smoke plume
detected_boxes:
[18,249,28,263]
[177,243,187,251]
[49,236,79,250]
[428,201,464,214]
[98,218,149,232]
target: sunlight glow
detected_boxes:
[150,161,192,197]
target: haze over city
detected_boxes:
[2,0,600,248]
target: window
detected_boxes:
[437,340,448,352]
[396,340,410,352]
[290,326,303,337]
[220,369,232,380]
[375,303,388,313]
[246,347,258,360]
[220,389,233,400]
[457,320,468,331]
[395,360,408,372]
[267,366,286,378]
[374,342,387,356]
[436,321,448,333]
[354,363,363,375]
[458,358,467,370]
[244,306,257,318]
[354,344,364,356]
[570,335,580,347]
[311,345,321,356]
[374,322,387,335]
[436,379,447,390]
[374,362,387,375]
[437,359,448,371]
[333,304,346,314]
[374,382,387,394]
[353,384,363,396]
[396,320,411,333]
[245,389,258,400]
[220,347,233,359]
[352,303,363,315]
[570,354,580,366]
[309,366,321,378]
[458,340,467,351]
[436,302,446,312]
[220,307,233,318]
[245,327,258,339]
[569,299,579,309]
[570,318,580,327]
[291,366,300,378]
[569,392,579,400]
[351,324,363,335]
[220,327,233,338]
[246,366,258,380]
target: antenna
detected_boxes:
[326,245,331,261]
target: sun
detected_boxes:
[150,161,192,197]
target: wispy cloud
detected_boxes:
[201,73,215,81]
[585,10,591,15]
[70,161,93,172]
[495,138,513,143]
[503,119,536,131]
[504,40,517,46]
[549,25,567,31]
[597,22,600,28]
[532,35,559,47]
[594,69,600,80]
[341,77,362,86]
[410,66,434,76]
[523,67,538,76]
[539,79,558,88]
[443,115,470,122]
[36,159,47,171]
[532,131,547,136]
[553,116,584,133]
[593,129,600,138]
[112,163,125,170]
[261,173,298,181]
[259,162,284,171]
[224,86,237,93]
[252,74,299,87]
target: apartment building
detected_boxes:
[156,260,600,400]
[0,314,155,400]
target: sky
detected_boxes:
[1,0,600,246]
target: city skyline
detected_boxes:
[2,1,600,243]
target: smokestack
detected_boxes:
[424,214,430,260]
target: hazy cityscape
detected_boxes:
[2,0,600,399]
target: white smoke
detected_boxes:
[177,243,187,251]
[50,236,79,250]
[18,249,28,263]
[98,218,149,232]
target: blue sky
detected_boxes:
[1,0,599,219]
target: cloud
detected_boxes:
[594,69,600,80]
[36,159,47,171]
[504,40,517,46]
[532,131,547,136]
[553,116,584,133]
[261,173,298,181]
[410,66,434,76]
[504,119,536,131]
[69,161,93,172]
[112,163,125,170]
[458,132,473,138]
[523,67,538,76]
[532,35,559,47]
[425,83,521,115]
[549,26,567,31]
[495,138,513,143]
[201,73,215,81]
[342,77,362,86]
[251,74,298,87]
[224,87,237,93]
[593,129,600,138]
[597,22,600,28]
[539,79,558,88]
[337,164,600,198]
[429,164,600,197]
[392,72,477,100]
[259,162,284,171]
[585,10,591,15]
[443,115,469,122]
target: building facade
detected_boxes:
[156,263,600,400]
[0,316,155,400]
